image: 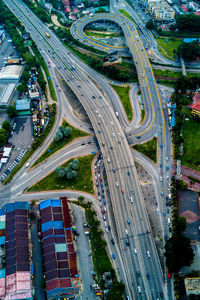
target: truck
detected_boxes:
[45,32,50,38]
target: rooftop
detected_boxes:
[0,65,23,81]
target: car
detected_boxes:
[101,184,103,188]
[121,189,124,194]
[166,166,170,171]
[156,209,159,215]
[131,188,135,194]
[130,197,133,203]
[136,271,140,276]
[104,222,107,228]
[125,229,128,235]
[116,182,119,187]
[92,95,95,99]
[103,216,106,221]
[102,194,105,199]
[125,239,129,246]
[59,89,61,92]
[101,209,105,214]
[111,238,115,245]
[161,192,164,197]
[134,248,137,254]
[104,200,106,205]
[146,274,150,280]
[98,192,100,196]
[112,254,116,259]
[160,176,163,182]
[102,188,104,193]
[127,219,131,225]
[108,225,111,231]
[100,177,102,182]
[104,207,107,212]
[99,202,102,207]
[147,250,150,258]
[137,286,141,293]
[98,129,101,134]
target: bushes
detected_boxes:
[164,178,194,273]
[56,159,79,179]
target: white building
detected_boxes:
[0,65,23,82]
[0,83,16,106]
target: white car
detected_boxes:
[147,251,150,258]
[116,182,119,187]
[138,286,141,293]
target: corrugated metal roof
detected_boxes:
[0,269,6,278]
[16,99,31,111]
[0,236,5,245]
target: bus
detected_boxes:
[167,267,171,278]
[45,32,50,38]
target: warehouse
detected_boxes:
[0,65,23,82]
[40,197,79,299]
[0,83,16,106]
[0,202,33,300]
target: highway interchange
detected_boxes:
[1,0,176,299]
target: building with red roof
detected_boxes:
[64,6,71,13]
[180,5,188,12]
[188,92,200,117]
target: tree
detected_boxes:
[165,235,194,273]
[146,19,155,30]
[0,128,8,147]
[7,105,17,118]
[58,168,66,177]
[73,159,79,165]
[71,170,77,178]
[2,120,11,132]
[55,130,63,141]
[72,162,79,170]
[56,166,61,174]
[17,83,27,93]
[177,41,200,61]
[63,126,72,137]
[78,196,85,203]
[66,170,73,179]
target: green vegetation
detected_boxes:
[171,76,200,170]
[84,30,120,39]
[0,129,8,148]
[182,118,200,171]
[2,120,11,133]
[27,155,95,193]
[177,41,200,61]
[153,68,182,79]
[4,104,57,184]
[165,177,194,273]
[156,37,182,60]
[7,105,17,118]
[33,122,88,166]
[112,85,132,120]
[119,9,134,23]
[146,19,156,30]
[175,14,200,33]
[132,138,157,163]
[73,200,125,299]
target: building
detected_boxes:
[39,197,79,299]
[16,99,31,113]
[28,90,40,100]
[0,30,5,45]
[0,202,33,300]
[0,83,16,106]
[185,278,200,296]
[0,65,23,82]
[188,91,200,118]
[148,0,175,20]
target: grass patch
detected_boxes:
[33,121,89,166]
[112,85,132,121]
[141,109,145,123]
[182,117,200,171]
[133,138,157,163]
[119,9,135,23]
[153,69,182,78]
[84,30,120,39]
[27,154,95,193]
[156,37,182,60]
[4,104,57,184]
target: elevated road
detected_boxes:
[4,0,167,298]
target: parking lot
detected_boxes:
[179,189,200,242]
[0,116,33,181]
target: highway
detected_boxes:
[3,0,169,298]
